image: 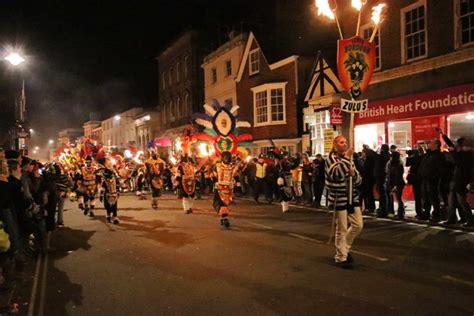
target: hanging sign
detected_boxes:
[340,98,368,113]
[337,36,375,100]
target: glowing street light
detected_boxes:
[48,139,54,144]
[5,52,25,66]
[114,115,121,121]
[34,146,39,151]
[29,128,34,134]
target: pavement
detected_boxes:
[11,193,474,315]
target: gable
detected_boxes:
[304,53,342,102]
[236,32,269,82]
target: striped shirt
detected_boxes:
[325,151,362,211]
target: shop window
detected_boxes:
[401,1,427,62]
[355,123,385,152]
[310,110,331,156]
[388,121,412,150]
[448,112,474,141]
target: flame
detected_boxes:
[315,0,335,19]
[351,0,366,11]
[170,156,177,165]
[371,3,387,24]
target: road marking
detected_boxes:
[245,221,273,230]
[27,254,42,316]
[349,249,389,262]
[38,233,51,316]
[287,233,323,244]
[442,275,474,287]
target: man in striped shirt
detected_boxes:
[325,135,363,268]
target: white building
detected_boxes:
[101,107,143,148]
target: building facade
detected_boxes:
[57,128,83,146]
[202,32,248,105]
[236,32,313,156]
[157,31,206,147]
[101,107,143,149]
[135,110,160,150]
[349,0,474,151]
[83,120,101,141]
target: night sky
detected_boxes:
[0,0,338,147]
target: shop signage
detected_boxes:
[411,117,440,144]
[340,98,368,113]
[329,105,343,125]
[323,128,334,153]
[355,83,474,124]
[337,36,376,99]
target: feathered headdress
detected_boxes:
[193,99,252,155]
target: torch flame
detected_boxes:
[371,3,387,25]
[315,0,335,19]
[351,0,366,11]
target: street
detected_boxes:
[22,193,474,315]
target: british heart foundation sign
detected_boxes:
[337,36,375,100]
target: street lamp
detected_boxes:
[4,52,25,66]
[29,128,34,134]
[34,146,39,151]
[48,139,54,145]
[114,115,121,121]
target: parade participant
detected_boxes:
[276,154,294,213]
[253,154,267,203]
[135,166,147,200]
[149,157,166,209]
[325,135,363,268]
[213,151,236,228]
[176,155,196,214]
[102,158,120,224]
[77,156,98,217]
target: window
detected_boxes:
[176,62,180,81]
[162,103,167,123]
[162,72,166,90]
[183,92,189,117]
[169,100,174,122]
[402,2,427,62]
[176,96,181,118]
[225,60,232,77]
[169,67,173,85]
[184,55,189,77]
[249,48,260,75]
[362,25,381,70]
[458,0,474,46]
[255,91,267,124]
[252,83,287,126]
[211,67,217,84]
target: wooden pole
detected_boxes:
[348,112,354,206]
[369,24,379,43]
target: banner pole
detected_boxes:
[348,112,354,206]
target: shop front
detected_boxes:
[354,83,474,152]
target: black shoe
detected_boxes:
[113,217,120,225]
[396,214,405,220]
[335,260,353,269]
[83,208,89,215]
[106,216,112,223]
[220,217,230,228]
[89,211,95,217]
[430,217,441,223]
[346,253,354,263]
[185,209,192,214]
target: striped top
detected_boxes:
[325,151,362,211]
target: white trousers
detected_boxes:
[335,207,363,262]
[182,197,193,211]
[281,201,289,212]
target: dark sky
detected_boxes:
[0,0,338,146]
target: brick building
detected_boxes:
[157,31,206,153]
[236,32,313,156]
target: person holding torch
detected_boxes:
[325,136,363,268]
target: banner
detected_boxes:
[340,98,368,113]
[337,36,375,99]
[324,128,334,153]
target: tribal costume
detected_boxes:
[77,156,98,217]
[176,156,196,214]
[135,166,147,200]
[149,158,165,209]
[102,159,120,224]
[213,151,235,228]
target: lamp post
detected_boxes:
[4,51,27,151]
